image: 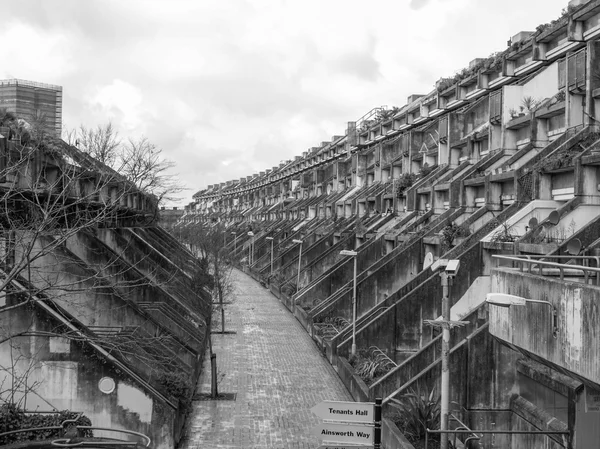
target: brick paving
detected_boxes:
[180,269,353,449]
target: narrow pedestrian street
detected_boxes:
[180,269,353,449]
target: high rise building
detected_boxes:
[0,78,63,136]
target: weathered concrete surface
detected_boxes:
[181,269,353,449]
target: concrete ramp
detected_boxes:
[447,276,490,321]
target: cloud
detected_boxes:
[1,0,569,205]
[409,0,432,10]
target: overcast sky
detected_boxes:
[3,0,568,205]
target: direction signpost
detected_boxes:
[311,398,382,449]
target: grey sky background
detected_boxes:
[2,0,567,205]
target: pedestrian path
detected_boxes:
[180,269,353,449]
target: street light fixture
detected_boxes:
[293,239,303,293]
[486,293,557,336]
[266,237,274,275]
[340,249,358,356]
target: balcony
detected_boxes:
[489,264,600,386]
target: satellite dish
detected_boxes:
[528,217,538,230]
[567,238,582,255]
[547,210,560,225]
[423,252,434,270]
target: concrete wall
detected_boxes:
[491,267,600,386]
[0,306,179,449]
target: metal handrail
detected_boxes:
[425,428,570,449]
[518,255,600,266]
[449,413,481,448]
[369,345,397,368]
[0,426,151,447]
[493,254,600,285]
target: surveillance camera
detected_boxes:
[430,259,448,272]
[445,260,460,277]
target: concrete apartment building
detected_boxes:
[0,121,211,446]
[0,78,63,136]
[181,0,600,447]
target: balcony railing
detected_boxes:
[493,254,600,285]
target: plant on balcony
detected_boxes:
[522,96,541,114]
[553,89,566,103]
[441,222,472,253]
[314,316,350,338]
[419,163,434,177]
[375,107,400,123]
[282,282,297,296]
[348,348,396,384]
[531,131,600,173]
[483,51,504,72]
[435,77,456,93]
[395,173,418,198]
[389,386,441,447]
[490,217,518,243]
[535,4,581,37]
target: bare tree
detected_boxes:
[119,137,185,204]
[0,121,204,411]
[179,222,234,333]
[73,123,121,167]
[176,221,236,399]
[66,123,186,205]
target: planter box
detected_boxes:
[518,242,559,255]
[336,356,371,402]
[294,305,310,331]
[382,417,416,449]
[423,235,441,245]
[269,283,280,299]
[483,241,515,251]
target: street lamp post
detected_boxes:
[266,237,274,276]
[428,258,463,449]
[293,239,303,293]
[247,231,254,265]
[231,232,237,252]
[340,249,358,356]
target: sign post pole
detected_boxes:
[374,398,382,449]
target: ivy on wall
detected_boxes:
[0,404,93,445]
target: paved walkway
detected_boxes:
[180,269,353,449]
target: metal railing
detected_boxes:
[313,317,350,339]
[448,413,481,448]
[0,415,151,447]
[425,428,570,449]
[493,254,600,285]
[368,345,397,369]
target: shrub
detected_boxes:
[158,371,193,412]
[441,222,471,252]
[395,173,418,198]
[419,163,433,177]
[349,348,396,384]
[390,387,440,444]
[0,404,93,445]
